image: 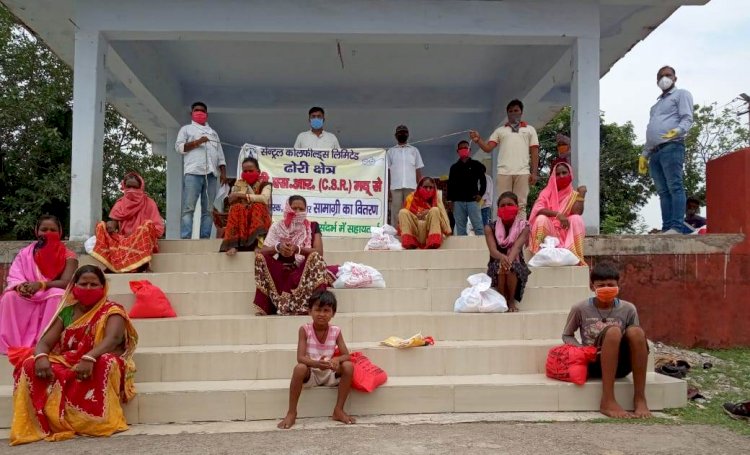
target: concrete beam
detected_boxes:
[165,128,182,240]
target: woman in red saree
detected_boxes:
[0,215,77,354]
[528,161,587,265]
[398,177,452,249]
[253,195,337,315]
[91,172,164,273]
[220,157,273,255]
[9,265,138,446]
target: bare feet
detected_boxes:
[633,397,652,419]
[600,399,632,419]
[332,407,356,425]
[226,247,237,256]
[507,301,519,312]
[277,411,297,429]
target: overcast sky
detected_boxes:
[600,0,750,230]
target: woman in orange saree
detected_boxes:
[220,157,273,255]
[528,161,587,265]
[9,265,138,446]
[91,172,164,272]
[398,177,452,249]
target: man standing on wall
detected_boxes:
[447,141,486,236]
[175,101,227,239]
[294,106,341,150]
[643,65,694,235]
[387,125,424,227]
[469,99,539,217]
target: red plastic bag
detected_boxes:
[128,280,177,318]
[545,344,597,385]
[350,351,387,392]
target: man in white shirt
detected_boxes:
[387,125,424,227]
[175,101,227,239]
[293,106,341,150]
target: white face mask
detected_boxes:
[658,76,674,91]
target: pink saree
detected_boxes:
[0,244,69,354]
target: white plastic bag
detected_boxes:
[528,236,579,267]
[454,273,508,313]
[84,236,97,254]
[213,183,231,213]
[333,262,387,289]
[364,224,403,251]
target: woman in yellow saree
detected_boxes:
[398,177,452,249]
[9,265,138,446]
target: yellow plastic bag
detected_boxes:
[380,333,434,348]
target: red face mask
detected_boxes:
[417,187,435,201]
[556,175,572,190]
[72,285,105,307]
[242,170,260,185]
[39,231,61,244]
[191,111,208,125]
[458,148,471,159]
[557,144,570,154]
[595,286,619,304]
[497,205,519,222]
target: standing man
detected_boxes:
[644,65,694,235]
[175,101,227,239]
[469,99,539,217]
[294,106,341,150]
[387,125,424,226]
[447,141,486,236]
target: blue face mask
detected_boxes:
[310,118,324,129]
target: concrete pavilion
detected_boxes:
[2,0,708,239]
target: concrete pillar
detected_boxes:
[69,30,107,240]
[571,36,600,234]
[165,128,183,239]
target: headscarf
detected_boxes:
[34,228,67,281]
[109,172,165,237]
[405,177,438,214]
[529,162,577,228]
[265,200,312,249]
[495,216,529,249]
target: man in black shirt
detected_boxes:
[447,140,486,235]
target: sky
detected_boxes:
[599,0,750,230]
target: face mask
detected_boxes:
[72,285,105,307]
[241,170,260,185]
[310,118,324,129]
[557,144,570,154]
[396,133,409,143]
[556,175,572,189]
[508,112,522,124]
[657,76,674,91]
[595,286,619,304]
[39,231,61,244]
[191,111,207,125]
[497,205,519,222]
[417,187,435,200]
[458,148,471,159]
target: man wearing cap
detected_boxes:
[387,125,424,227]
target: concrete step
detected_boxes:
[0,373,686,427]
[107,286,591,317]
[131,311,569,348]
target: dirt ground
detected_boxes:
[4,422,749,455]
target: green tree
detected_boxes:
[533,108,653,234]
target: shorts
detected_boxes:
[587,326,646,379]
[304,368,340,388]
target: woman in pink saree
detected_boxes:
[528,161,587,265]
[0,215,78,354]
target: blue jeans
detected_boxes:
[649,142,691,233]
[181,173,217,239]
[481,207,491,226]
[453,201,483,235]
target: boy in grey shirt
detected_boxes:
[562,262,651,419]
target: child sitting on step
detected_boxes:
[561,261,652,419]
[278,290,356,429]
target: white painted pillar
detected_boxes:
[571,36,601,234]
[69,30,107,240]
[165,129,183,239]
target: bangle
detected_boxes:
[576,196,585,202]
[34,353,48,361]
[274,243,281,253]
[81,355,96,363]
[39,281,47,290]
[297,246,302,255]
[245,194,250,202]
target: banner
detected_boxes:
[249,145,387,237]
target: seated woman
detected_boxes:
[253,195,337,316]
[398,177,452,249]
[91,172,165,273]
[484,192,531,312]
[9,265,138,446]
[528,161,587,265]
[220,157,273,255]
[0,215,77,354]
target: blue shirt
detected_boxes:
[645,87,694,151]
